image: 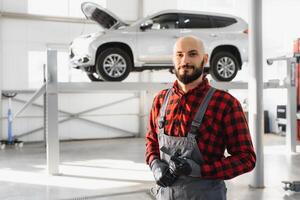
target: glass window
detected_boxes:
[151,14,179,30]
[211,16,237,28]
[180,14,212,29]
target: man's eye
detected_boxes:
[189,52,198,57]
[176,54,183,57]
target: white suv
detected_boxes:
[70,2,248,82]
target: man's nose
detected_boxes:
[180,55,190,65]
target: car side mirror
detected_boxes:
[140,20,154,31]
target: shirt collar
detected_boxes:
[172,76,210,96]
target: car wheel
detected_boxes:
[87,72,104,82]
[96,48,132,81]
[210,52,239,82]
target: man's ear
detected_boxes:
[203,54,208,64]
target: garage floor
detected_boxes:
[0,134,300,200]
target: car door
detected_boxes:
[136,13,180,65]
[178,13,217,57]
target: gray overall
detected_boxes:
[153,87,227,200]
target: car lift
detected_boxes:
[267,38,300,193]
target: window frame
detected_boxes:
[210,16,237,28]
[150,13,180,30]
[178,13,214,29]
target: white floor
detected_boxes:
[0,134,299,200]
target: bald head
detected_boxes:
[172,35,208,85]
[173,35,206,55]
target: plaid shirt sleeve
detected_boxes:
[201,97,256,180]
[145,91,165,165]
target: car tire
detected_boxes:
[87,72,104,82]
[96,48,132,81]
[210,51,239,82]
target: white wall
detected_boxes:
[106,0,139,21]
[1,0,106,17]
[177,0,249,22]
[1,18,101,89]
[143,0,177,16]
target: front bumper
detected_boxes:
[69,48,93,68]
[70,56,91,69]
[69,34,98,68]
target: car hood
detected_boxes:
[81,2,128,29]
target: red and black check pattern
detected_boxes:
[145,77,256,180]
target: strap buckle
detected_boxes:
[190,121,201,134]
[191,121,201,127]
[158,117,165,128]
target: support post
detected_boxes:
[0,90,2,141]
[46,49,59,175]
[43,64,47,147]
[137,0,144,18]
[249,0,265,188]
[286,58,297,152]
[0,86,2,141]
[0,14,3,140]
[139,71,151,138]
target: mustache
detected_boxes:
[179,64,195,69]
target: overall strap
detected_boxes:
[158,88,173,129]
[189,87,216,135]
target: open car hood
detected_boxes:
[81,2,128,29]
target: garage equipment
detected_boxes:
[276,105,286,136]
[294,38,300,141]
[267,53,299,152]
[267,41,300,193]
[0,92,23,149]
[282,181,300,192]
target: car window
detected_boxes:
[180,14,212,29]
[211,16,237,28]
[151,14,179,30]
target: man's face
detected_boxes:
[173,38,207,84]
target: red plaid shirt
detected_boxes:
[145,77,256,180]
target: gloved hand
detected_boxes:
[150,159,177,187]
[169,157,201,177]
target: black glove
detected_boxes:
[150,159,177,187]
[169,156,191,176]
[169,157,201,177]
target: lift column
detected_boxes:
[46,49,60,175]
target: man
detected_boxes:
[145,35,256,200]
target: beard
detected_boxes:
[175,61,204,84]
